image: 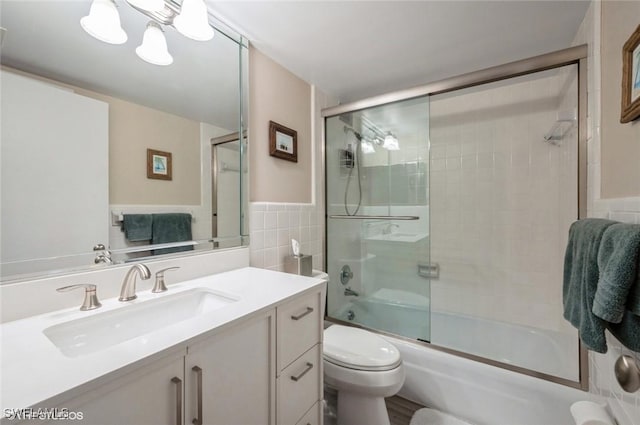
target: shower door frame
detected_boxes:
[322,44,589,390]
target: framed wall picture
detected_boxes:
[621,24,640,123]
[147,148,172,180]
[269,120,298,162]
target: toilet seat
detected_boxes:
[323,325,402,371]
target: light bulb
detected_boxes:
[80,0,128,45]
[136,22,173,66]
[383,133,399,151]
[361,140,376,154]
[173,0,214,41]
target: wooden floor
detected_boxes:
[385,396,425,425]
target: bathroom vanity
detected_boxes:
[0,267,326,425]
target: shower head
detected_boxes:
[344,126,363,141]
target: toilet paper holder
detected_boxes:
[614,355,640,393]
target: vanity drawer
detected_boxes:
[296,401,321,425]
[277,289,322,371]
[277,344,322,425]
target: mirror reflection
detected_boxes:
[0,0,248,281]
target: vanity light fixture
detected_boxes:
[80,0,128,45]
[173,0,214,41]
[136,21,173,66]
[382,132,400,151]
[126,0,165,13]
[81,0,215,66]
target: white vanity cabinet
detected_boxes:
[185,310,275,425]
[34,353,186,425]
[276,288,324,425]
[15,283,325,425]
[32,311,275,425]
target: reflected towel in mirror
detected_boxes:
[122,214,153,242]
[151,213,193,255]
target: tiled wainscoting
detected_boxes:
[249,202,324,272]
[588,197,640,424]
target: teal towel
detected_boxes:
[563,218,616,353]
[608,314,640,352]
[593,223,640,322]
[629,276,640,316]
[122,214,153,242]
[151,213,193,255]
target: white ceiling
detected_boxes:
[209,0,590,103]
[0,0,242,130]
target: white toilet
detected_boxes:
[323,325,405,425]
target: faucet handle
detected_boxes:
[153,267,180,293]
[56,284,102,311]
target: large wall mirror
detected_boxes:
[0,0,249,282]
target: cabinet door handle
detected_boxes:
[290,362,314,382]
[291,306,313,321]
[192,366,203,425]
[171,377,183,425]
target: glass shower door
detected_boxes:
[325,97,431,341]
[428,66,580,381]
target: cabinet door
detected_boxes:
[186,311,275,425]
[34,353,185,425]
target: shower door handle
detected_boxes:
[418,263,439,279]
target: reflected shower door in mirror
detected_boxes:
[0,1,248,281]
[325,96,431,342]
[211,135,245,249]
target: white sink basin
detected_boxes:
[44,288,239,357]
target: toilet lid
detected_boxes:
[323,325,402,371]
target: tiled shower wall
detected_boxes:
[249,202,324,272]
[429,72,578,334]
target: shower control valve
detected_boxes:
[340,265,353,285]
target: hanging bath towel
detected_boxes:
[562,218,616,353]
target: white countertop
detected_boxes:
[0,267,325,411]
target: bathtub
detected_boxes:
[336,295,579,379]
[333,296,605,425]
[388,336,593,425]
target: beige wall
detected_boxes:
[249,47,312,203]
[101,95,201,205]
[1,66,202,206]
[601,1,640,198]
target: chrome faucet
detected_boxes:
[119,263,151,302]
[344,287,359,297]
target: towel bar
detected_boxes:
[111,211,195,226]
[329,215,419,220]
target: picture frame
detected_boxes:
[269,120,298,162]
[621,24,640,123]
[147,148,172,180]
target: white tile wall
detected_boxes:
[249,202,324,272]
[429,72,578,334]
